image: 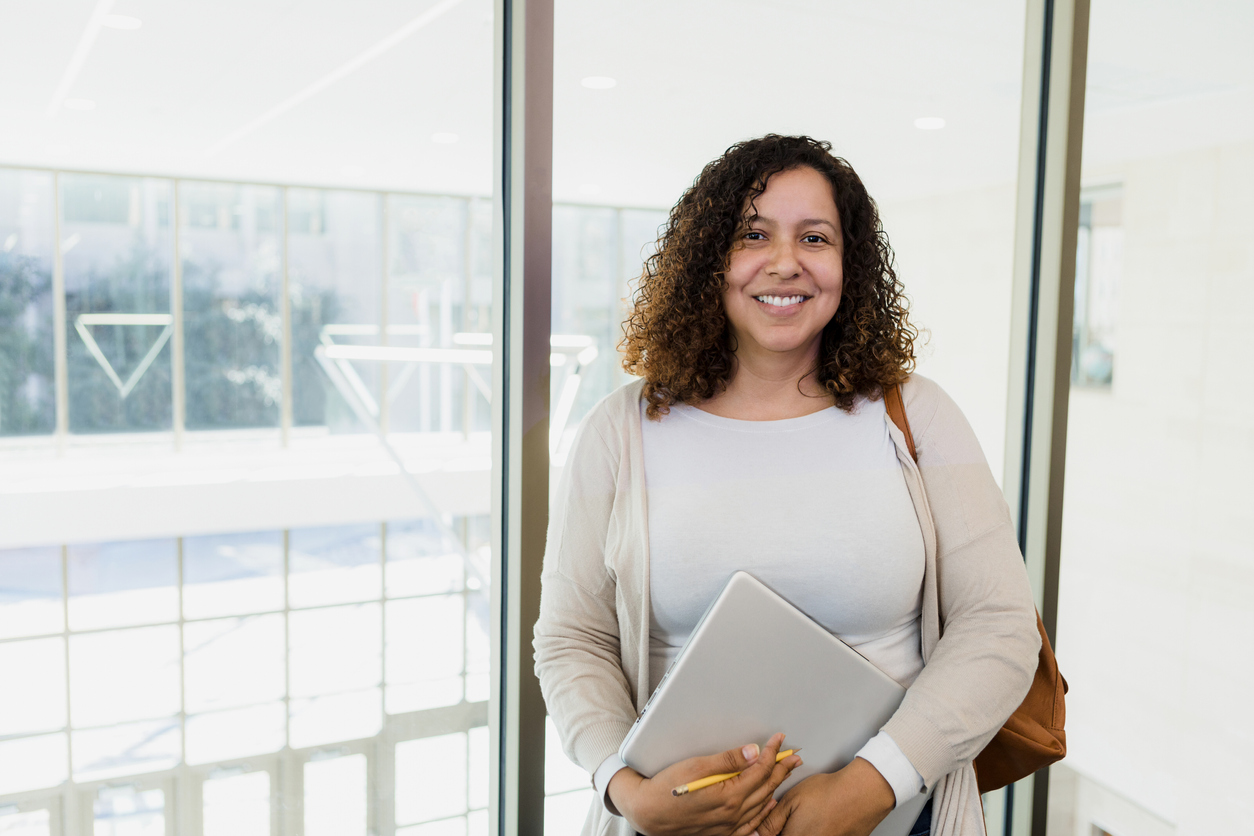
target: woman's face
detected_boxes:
[721,166,844,367]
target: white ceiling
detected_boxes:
[0,0,1249,208]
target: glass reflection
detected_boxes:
[0,168,55,437]
[181,183,283,431]
[61,175,173,433]
[182,532,284,620]
[203,770,270,836]
[289,524,382,608]
[303,754,367,836]
[0,546,62,640]
[68,540,177,631]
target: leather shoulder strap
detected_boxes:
[884,383,917,463]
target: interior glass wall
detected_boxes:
[0,1,496,835]
[1048,1,1254,833]
[546,0,1031,828]
[0,170,55,438]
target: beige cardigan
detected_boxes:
[533,375,1040,836]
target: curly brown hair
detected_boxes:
[621,134,917,418]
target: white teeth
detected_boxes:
[755,295,805,307]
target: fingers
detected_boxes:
[754,795,793,836]
[732,797,777,836]
[740,750,802,811]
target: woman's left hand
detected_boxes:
[754,757,895,836]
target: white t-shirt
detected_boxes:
[593,397,927,810]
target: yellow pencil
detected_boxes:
[671,749,801,797]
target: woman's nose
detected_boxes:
[766,241,801,277]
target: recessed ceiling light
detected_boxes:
[101,14,143,30]
[432,132,459,144]
[64,98,96,111]
[581,76,616,90]
[914,117,945,130]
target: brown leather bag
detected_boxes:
[884,383,1067,794]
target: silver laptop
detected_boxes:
[619,571,931,836]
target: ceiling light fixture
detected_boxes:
[64,98,97,111]
[914,117,945,130]
[101,14,142,29]
[581,76,616,89]
[432,132,459,144]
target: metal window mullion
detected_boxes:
[380,193,391,437]
[60,544,79,836]
[998,1,1090,835]
[281,188,292,446]
[172,180,185,451]
[491,1,553,834]
[52,173,68,450]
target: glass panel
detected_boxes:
[544,789,595,836]
[386,195,472,434]
[468,725,488,811]
[465,583,490,703]
[398,821,465,836]
[303,754,367,836]
[184,614,285,713]
[181,183,283,432]
[0,808,51,836]
[551,2,1029,476]
[61,175,173,433]
[1049,0,1254,832]
[289,189,382,433]
[289,689,382,751]
[69,626,180,727]
[289,603,381,696]
[385,518,463,598]
[203,770,270,836]
[92,786,164,836]
[395,733,466,826]
[543,716,585,795]
[67,539,178,631]
[182,532,284,620]
[73,719,181,783]
[385,595,463,713]
[0,546,62,639]
[288,524,381,608]
[0,168,55,437]
[0,734,67,796]
[0,637,66,737]
[185,703,286,765]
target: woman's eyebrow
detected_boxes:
[747,214,839,232]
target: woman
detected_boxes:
[533,135,1040,836]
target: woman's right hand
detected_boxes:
[607,732,802,836]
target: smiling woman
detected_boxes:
[621,135,917,420]
[536,134,1042,836]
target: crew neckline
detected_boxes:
[668,401,848,433]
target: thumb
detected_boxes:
[708,741,761,776]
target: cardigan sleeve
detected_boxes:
[533,411,638,775]
[882,377,1042,789]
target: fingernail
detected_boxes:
[742,743,760,761]
[768,799,778,810]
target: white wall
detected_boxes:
[881,183,1019,480]
[1055,139,1254,835]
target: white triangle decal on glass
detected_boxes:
[74,313,174,399]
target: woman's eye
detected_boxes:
[802,234,826,244]
[744,231,766,241]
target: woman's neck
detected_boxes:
[697,347,834,421]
